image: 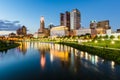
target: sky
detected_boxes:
[0,0,120,34]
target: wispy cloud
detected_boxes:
[0,20,21,31]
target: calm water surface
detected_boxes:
[0,42,120,80]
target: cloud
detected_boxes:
[0,20,21,31]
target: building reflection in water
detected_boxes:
[37,43,50,69]
[74,48,115,70]
[40,50,46,69]
[17,42,116,71]
[17,42,28,55]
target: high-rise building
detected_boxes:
[70,9,81,30]
[60,13,65,26]
[38,16,45,33]
[60,11,70,31]
[17,25,27,36]
[37,16,50,37]
[64,11,70,31]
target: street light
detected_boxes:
[111,41,115,44]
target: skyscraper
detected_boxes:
[38,16,45,33]
[37,16,50,37]
[64,11,70,31]
[60,13,65,26]
[60,11,70,31]
[70,9,81,30]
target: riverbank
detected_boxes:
[82,40,120,49]
[0,41,20,51]
[58,42,120,64]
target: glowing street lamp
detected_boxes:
[111,41,115,44]
[95,40,98,43]
[102,38,105,41]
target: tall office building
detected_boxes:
[60,11,70,31]
[17,25,27,36]
[70,9,81,30]
[37,16,50,37]
[60,13,65,26]
[38,16,45,33]
[64,11,70,31]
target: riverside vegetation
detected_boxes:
[0,40,20,51]
[58,41,120,64]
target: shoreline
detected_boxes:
[57,42,120,64]
[0,43,20,51]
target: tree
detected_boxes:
[110,35,115,40]
[118,35,120,39]
[98,35,102,39]
[104,35,109,39]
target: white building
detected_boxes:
[33,32,38,38]
[50,26,68,38]
[76,28,91,36]
[106,29,120,39]
[97,29,120,39]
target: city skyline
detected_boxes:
[0,0,120,33]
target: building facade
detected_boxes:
[70,9,81,30]
[60,13,65,26]
[17,25,27,36]
[38,16,45,33]
[90,20,97,29]
[60,11,70,31]
[37,16,50,37]
[97,20,111,29]
[50,26,69,37]
[76,28,91,36]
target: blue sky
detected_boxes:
[0,0,120,33]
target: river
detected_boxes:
[0,42,120,80]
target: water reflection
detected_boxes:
[0,42,120,80]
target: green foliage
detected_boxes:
[98,35,103,39]
[110,35,115,39]
[104,35,109,39]
[0,40,20,51]
[118,35,120,39]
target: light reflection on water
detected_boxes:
[0,42,120,80]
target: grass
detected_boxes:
[82,39,120,49]
[58,41,120,64]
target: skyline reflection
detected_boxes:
[0,42,120,80]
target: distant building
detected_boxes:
[117,29,120,33]
[89,20,111,35]
[90,20,97,29]
[50,26,69,38]
[17,25,27,36]
[38,16,45,33]
[76,28,91,36]
[70,9,81,30]
[60,11,70,31]
[97,20,111,29]
[37,16,50,37]
[60,13,65,26]
[97,29,120,40]
[9,33,16,37]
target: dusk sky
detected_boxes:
[0,0,120,33]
